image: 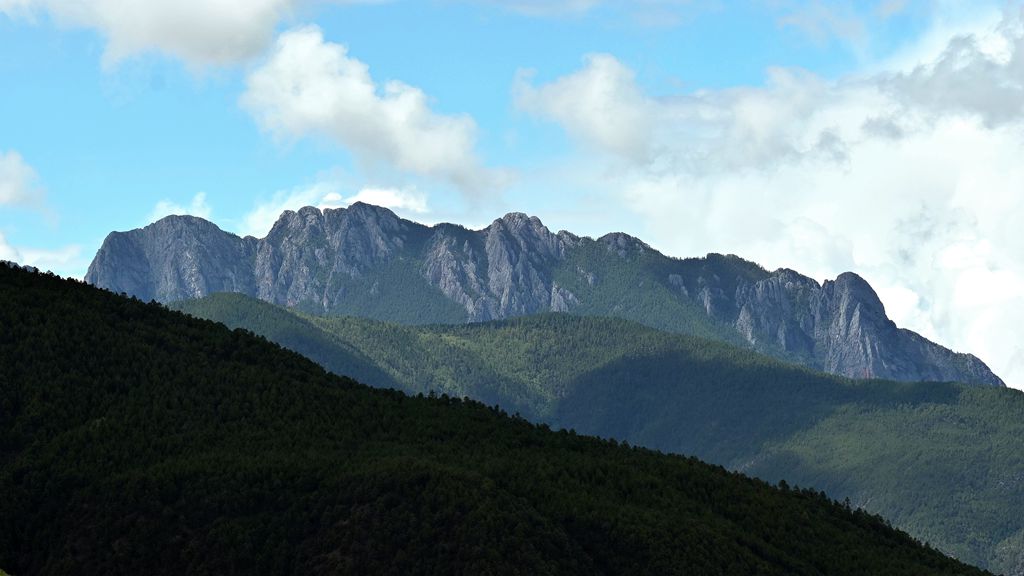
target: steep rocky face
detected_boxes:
[719,268,1003,385]
[85,215,257,302]
[253,204,413,309]
[85,203,1005,386]
[733,268,819,359]
[420,212,577,321]
[816,272,895,378]
[481,213,567,319]
[421,224,491,318]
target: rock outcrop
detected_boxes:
[85,215,258,302]
[727,269,998,383]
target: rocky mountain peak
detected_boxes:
[599,232,651,258]
[152,213,214,227]
[270,207,323,233]
[486,211,562,259]
[342,201,402,222]
[86,215,256,303]
[772,268,820,288]
[496,211,543,229]
[826,271,888,320]
[296,205,321,217]
[832,271,881,299]
[556,230,582,247]
[140,214,231,243]
[251,202,417,308]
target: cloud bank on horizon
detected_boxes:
[1,0,1023,388]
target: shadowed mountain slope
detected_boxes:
[0,263,988,576]
[172,292,1024,574]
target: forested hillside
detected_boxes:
[172,292,1024,574]
[0,264,987,575]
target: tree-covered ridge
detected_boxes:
[171,292,1024,574]
[172,292,808,419]
[0,265,986,575]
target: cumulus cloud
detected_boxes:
[147,192,212,223]
[0,0,306,66]
[515,54,656,162]
[518,58,875,174]
[0,150,42,206]
[238,181,341,238]
[0,231,85,277]
[882,23,1024,127]
[238,180,428,238]
[19,244,86,277]
[345,186,428,213]
[518,10,1024,388]
[241,26,504,196]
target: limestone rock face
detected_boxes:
[85,215,257,303]
[86,203,1005,386]
[252,203,411,308]
[725,269,1002,384]
[419,212,574,321]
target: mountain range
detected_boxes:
[86,203,1003,386]
[0,262,986,576]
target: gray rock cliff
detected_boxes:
[728,269,999,383]
[85,215,257,302]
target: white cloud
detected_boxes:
[873,4,1006,72]
[238,181,339,238]
[881,22,1024,127]
[237,180,428,238]
[148,192,212,223]
[241,26,505,196]
[345,186,428,213]
[519,10,1024,388]
[0,0,305,66]
[515,54,656,162]
[20,244,86,277]
[0,0,35,17]
[769,1,1008,60]
[0,150,42,206]
[0,231,22,262]
[0,230,86,278]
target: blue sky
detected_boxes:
[2,0,1024,388]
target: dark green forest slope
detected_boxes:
[172,292,1024,574]
[0,265,988,575]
